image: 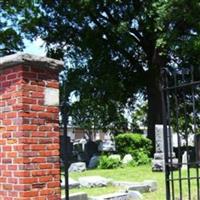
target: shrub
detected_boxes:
[98,155,121,169]
[132,150,150,165]
[115,133,152,166]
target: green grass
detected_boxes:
[70,184,121,196]
[171,168,200,200]
[69,165,165,199]
[65,165,199,200]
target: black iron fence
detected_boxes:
[162,67,200,200]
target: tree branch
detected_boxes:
[97,8,149,58]
[90,13,145,74]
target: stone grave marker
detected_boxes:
[152,124,178,171]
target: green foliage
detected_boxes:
[131,100,148,131]
[115,133,152,165]
[15,1,200,148]
[98,155,121,169]
[70,98,128,133]
[115,133,152,156]
[125,151,150,167]
[132,151,151,165]
[0,1,38,56]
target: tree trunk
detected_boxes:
[147,77,163,156]
[146,47,167,156]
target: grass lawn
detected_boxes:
[69,164,166,200]
[65,165,200,199]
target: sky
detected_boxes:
[22,38,46,56]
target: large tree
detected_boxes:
[20,0,200,152]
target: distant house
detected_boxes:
[66,125,106,141]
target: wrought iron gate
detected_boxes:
[60,102,70,200]
[162,67,200,200]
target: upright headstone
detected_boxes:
[152,124,177,171]
[182,151,188,169]
[79,137,87,151]
[155,124,164,153]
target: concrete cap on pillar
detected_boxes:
[0,53,64,70]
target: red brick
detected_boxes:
[46,107,59,113]
[0,62,60,199]
[31,157,46,163]
[6,112,17,118]
[0,177,7,182]
[14,171,30,177]
[3,184,12,190]
[47,181,60,188]
[2,119,12,125]
[46,81,59,88]
[0,139,6,145]
[6,126,17,131]
[15,157,31,164]
[8,178,18,184]
[3,146,12,151]
[31,145,46,151]
[3,171,12,176]
[21,85,37,91]
[31,91,44,98]
[32,131,46,137]
[7,152,17,157]
[39,189,54,195]
[19,97,37,104]
[31,105,44,111]
[20,191,39,197]
[19,177,38,184]
[32,170,46,177]
[13,104,29,111]
[19,125,37,131]
[7,73,17,80]
[7,165,17,170]
[18,112,37,118]
[39,163,53,169]
[38,112,53,120]
[39,176,52,182]
[13,185,31,191]
[39,126,52,131]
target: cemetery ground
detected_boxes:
[67,164,164,199]
[62,164,199,200]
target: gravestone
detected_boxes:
[152,124,177,171]
[152,124,166,171]
[79,176,110,187]
[88,155,100,169]
[98,139,116,152]
[67,192,88,200]
[85,140,99,164]
[112,180,157,193]
[68,162,86,172]
[182,151,188,169]
[122,154,133,164]
[80,137,87,151]
[90,192,143,200]
[61,177,80,189]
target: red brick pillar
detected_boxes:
[0,53,63,200]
